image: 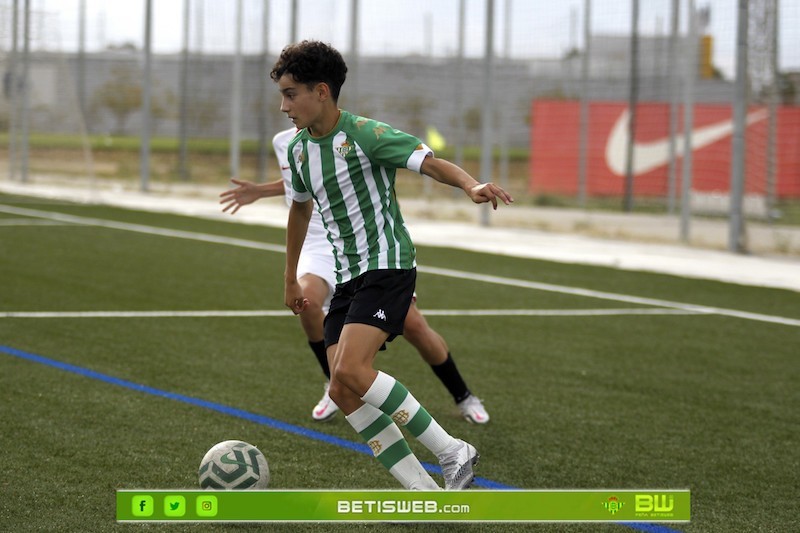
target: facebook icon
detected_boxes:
[131,495,154,517]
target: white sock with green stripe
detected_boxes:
[345,403,439,489]
[362,371,456,456]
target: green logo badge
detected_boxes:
[131,495,154,517]
[602,496,624,515]
[164,495,186,517]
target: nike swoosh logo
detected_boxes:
[219,452,248,467]
[605,108,768,176]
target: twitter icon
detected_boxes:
[164,495,186,517]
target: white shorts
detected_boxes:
[297,215,337,312]
[295,212,417,313]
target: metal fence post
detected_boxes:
[480,0,495,227]
[729,0,749,253]
[140,0,152,192]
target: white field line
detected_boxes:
[417,308,707,317]
[417,266,800,327]
[0,204,285,253]
[0,218,71,226]
[0,310,294,318]
[0,308,707,319]
[3,204,798,328]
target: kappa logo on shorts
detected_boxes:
[373,309,387,321]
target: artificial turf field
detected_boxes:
[0,192,797,532]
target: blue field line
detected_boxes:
[0,344,504,489]
[2,344,681,531]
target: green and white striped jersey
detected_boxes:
[288,111,432,284]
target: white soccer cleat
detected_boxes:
[311,381,339,421]
[437,439,479,490]
[457,395,490,424]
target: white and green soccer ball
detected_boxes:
[198,440,270,489]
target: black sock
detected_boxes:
[430,352,471,404]
[308,340,330,379]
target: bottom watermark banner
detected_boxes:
[117,489,690,523]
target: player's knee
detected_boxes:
[327,378,348,406]
[402,309,425,341]
[303,296,324,315]
[298,300,324,332]
[331,359,357,390]
[328,377,364,413]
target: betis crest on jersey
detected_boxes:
[336,140,353,158]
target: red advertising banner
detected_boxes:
[529,100,800,198]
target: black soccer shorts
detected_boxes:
[323,268,416,348]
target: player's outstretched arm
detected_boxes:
[419,156,514,210]
[220,178,284,214]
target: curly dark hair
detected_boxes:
[270,40,348,102]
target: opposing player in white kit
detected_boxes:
[222,127,490,425]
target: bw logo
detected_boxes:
[635,494,674,513]
[368,440,382,456]
[373,309,387,321]
[392,410,410,425]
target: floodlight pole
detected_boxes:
[20,0,30,184]
[290,0,298,43]
[348,0,360,110]
[666,0,680,214]
[577,0,592,207]
[729,0,748,253]
[479,0,495,227]
[497,0,511,189]
[680,0,698,243]
[765,0,779,218]
[77,0,87,123]
[623,0,640,212]
[454,0,466,170]
[178,0,191,181]
[140,0,153,192]
[257,0,271,183]
[229,0,243,180]
[8,0,19,181]
[767,0,781,217]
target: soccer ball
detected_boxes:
[198,440,270,489]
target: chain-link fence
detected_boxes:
[1,0,798,251]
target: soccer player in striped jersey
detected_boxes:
[221,127,491,426]
[276,41,511,490]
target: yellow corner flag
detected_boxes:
[426,125,447,152]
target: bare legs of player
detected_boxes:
[296,274,328,346]
[403,304,490,424]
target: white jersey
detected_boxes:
[273,128,337,299]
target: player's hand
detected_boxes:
[284,279,309,315]
[467,182,514,210]
[220,178,260,215]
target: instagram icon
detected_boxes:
[196,495,218,517]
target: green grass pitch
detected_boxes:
[0,193,798,532]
